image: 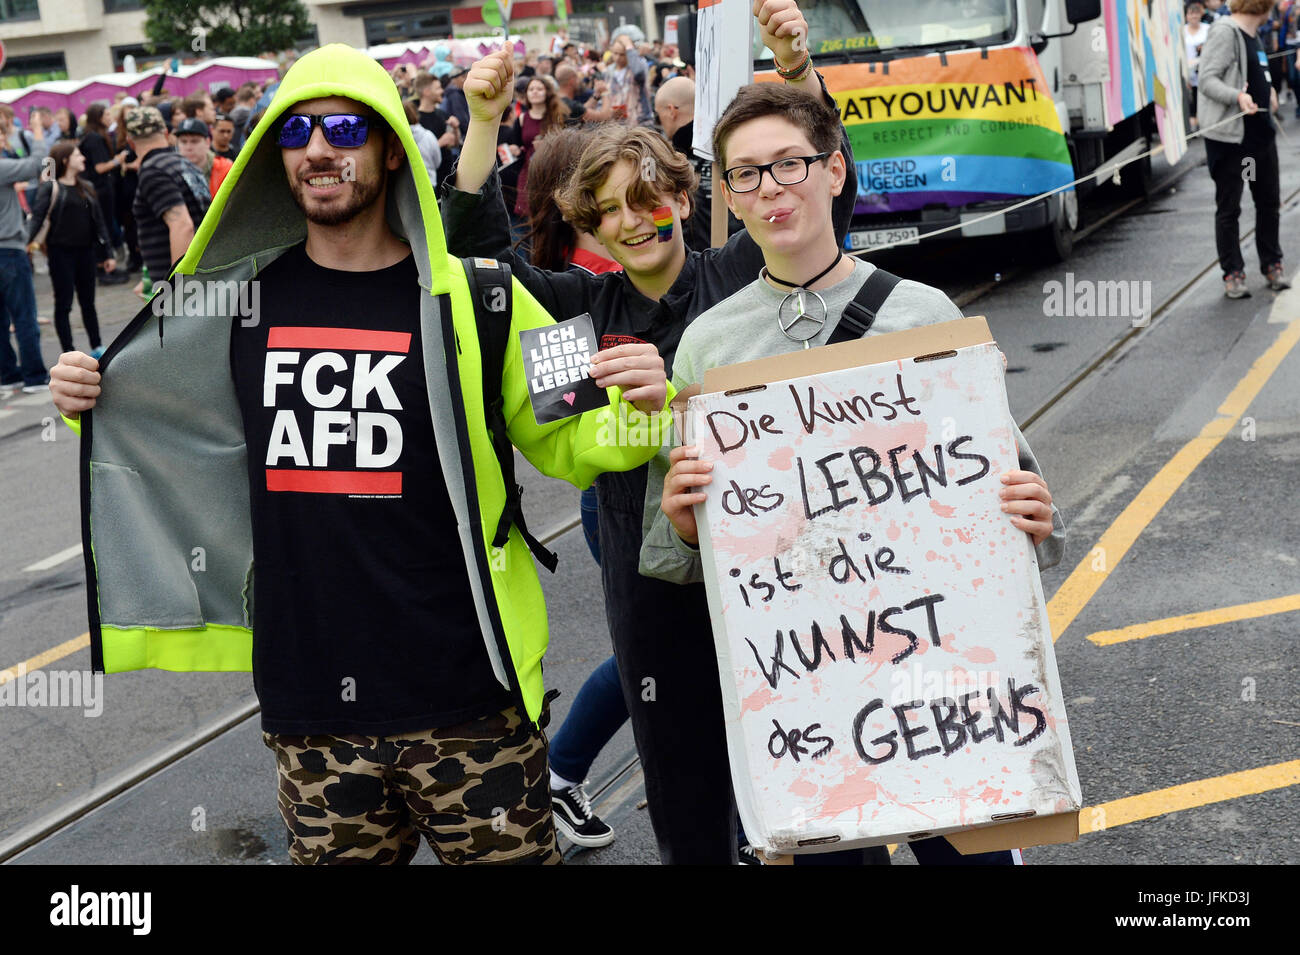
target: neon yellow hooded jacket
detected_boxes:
[74,44,671,724]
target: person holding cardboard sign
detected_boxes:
[640,81,1066,865]
[443,0,860,864]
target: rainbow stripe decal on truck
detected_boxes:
[788,47,1075,216]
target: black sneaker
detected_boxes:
[551,781,615,848]
[738,842,763,865]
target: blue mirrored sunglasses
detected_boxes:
[276,113,370,149]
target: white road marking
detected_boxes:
[22,543,83,573]
[1072,474,1134,526]
[1268,268,1300,323]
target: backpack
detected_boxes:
[826,266,902,344]
[160,150,212,225]
[461,256,560,573]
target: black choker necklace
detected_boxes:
[764,251,844,291]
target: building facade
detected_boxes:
[0,0,685,87]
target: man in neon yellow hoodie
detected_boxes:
[49,44,671,865]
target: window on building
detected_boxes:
[0,0,39,22]
[362,8,453,46]
[0,52,67,89]
[103,0,143,12]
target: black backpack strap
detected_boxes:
[827,266,903,344]
[462,256,560,573]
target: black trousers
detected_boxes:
[1205,134,1283,277]
[597,465,738,864]
[597,466,1011,866]
[47,243,101,352]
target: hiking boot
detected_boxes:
[1265,263,1291,291]
[1224,271,1251,299]
[550,780,615,848]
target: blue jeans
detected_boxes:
[547,655,628,785]
[579,486,601,563]
[0,248,47,387]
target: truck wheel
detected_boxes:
[1027,190,1078,264]
[1118,147,1154,199]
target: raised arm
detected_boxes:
[454,51,516,195]
[440,50,598,322]
[703,0,857,282]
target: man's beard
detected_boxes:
[289,165,385,226]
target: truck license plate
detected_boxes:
[848,227,920,250]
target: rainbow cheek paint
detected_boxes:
[653,205,674,242]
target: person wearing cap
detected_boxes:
[124,105,205,291]
[49,42,671,866]
[176,116,233,197]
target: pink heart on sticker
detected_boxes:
[562,392,577,405]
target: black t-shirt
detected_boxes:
[419,107,456,174]
[79,130,113,189]
[48,185,94,249]
[1242,31,1274,145]
[562,96,585,125]
[230,242,507,735]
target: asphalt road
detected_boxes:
[3,129,1299,865]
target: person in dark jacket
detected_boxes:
[78,103,130,285]
[26,142,116,357]
[443,0,859,864]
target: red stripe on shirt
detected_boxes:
[266,328,412,352]
[266,469,403,494]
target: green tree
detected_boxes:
[143,0,313,59]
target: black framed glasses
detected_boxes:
[724,152,832,193]
[276,113,370,149]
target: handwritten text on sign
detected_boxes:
[691,343,1078,849]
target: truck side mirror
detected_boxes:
[1065,0,1102,24]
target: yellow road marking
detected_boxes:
[0,633,90,685]
[1048,319,1300,642]
[1081,760,1300,832]
[1088,593,1300,646]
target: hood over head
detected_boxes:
[177,43,449,292]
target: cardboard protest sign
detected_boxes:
[520,313,606,424]
[689,317,1081,854]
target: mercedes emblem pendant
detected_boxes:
[778,287,829,348]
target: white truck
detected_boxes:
[753,0,1190,260]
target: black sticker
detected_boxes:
[519,313,606,424]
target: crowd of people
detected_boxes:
[0,75,281,385]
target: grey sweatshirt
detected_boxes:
[1197,16,1276,144]
[0,135,48,251]
[638,257,1067,584]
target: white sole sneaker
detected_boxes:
[552,814,616,848]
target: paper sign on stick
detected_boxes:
[692,0,753,162]
[520,313,605,423]
[690,317,1081,853]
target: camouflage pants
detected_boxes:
[262,703,560,865]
